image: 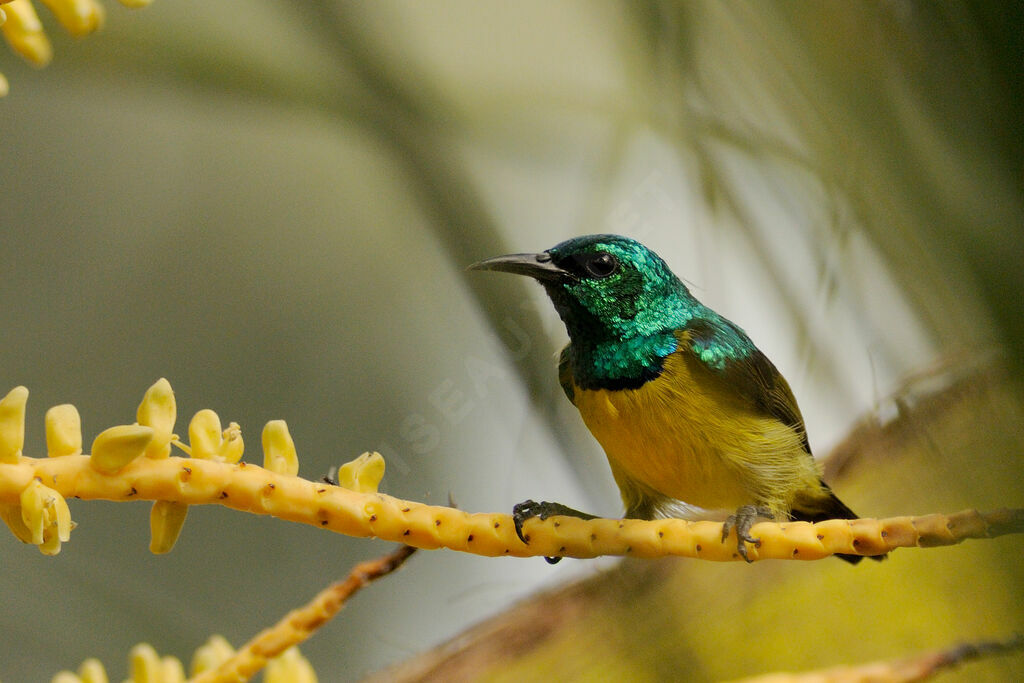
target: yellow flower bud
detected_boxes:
[0,385,29,463]
[118,0,153,7]
[46,404,83,457]
[337,452,385,494]
[51,672,82,683]
[0,0,53,67]
[265,647,317,683]
[77,658,109,683]
[0,501,33,543]
[129,643,161,683]
[136,378,176,459]
[262,420,298,476]
[38,0,105,37]
[159,655,186,683]
[188,409,222,460]
[20,478,73,554]
[90,424,154,474]
[149,500,188,554]
[190,635,235,675]
[189,410,243,462]
[220,421,243,463]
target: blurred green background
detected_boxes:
[1,1,1021,681]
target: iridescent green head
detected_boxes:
[470,234,701,345]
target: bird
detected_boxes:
[470,234,882,564]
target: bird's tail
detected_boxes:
[790,481,886,565]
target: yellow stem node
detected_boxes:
[90,424,154,474]
[46,404,83,457]
[0,385,29,463]
[149,499,189,554]
[137,378,176,459]
[261,420,298,476]
[337,451,385,494]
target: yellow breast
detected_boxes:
[571,350,817,517]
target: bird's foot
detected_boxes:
[722,505,774,563]
[512,499,597,564]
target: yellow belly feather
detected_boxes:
[571,350,821,519]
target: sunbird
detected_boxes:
[471,234,880,563]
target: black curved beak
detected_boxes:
[467,252,572,283]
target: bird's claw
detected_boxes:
[722,505,773,563]
[512,499,598,565]
[512,499,546,544]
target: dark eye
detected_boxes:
[584,252,618,278]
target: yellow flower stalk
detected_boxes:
[0,380,1021,563]
[188,410,243,464]
[0,385,29,463]
[90,424,154,474]
[336,451,385,494]
[137,378,176,459]
[46,404,83,457]
[0,0,52,66]
[262,420,298,476]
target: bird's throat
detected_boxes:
[568,332,678,391]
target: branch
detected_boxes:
[1,380,1021,561]
[1,452,1020,561]
[733,634,1024,682]
[189,544,416,683]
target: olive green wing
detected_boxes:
[683,318,811,455]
